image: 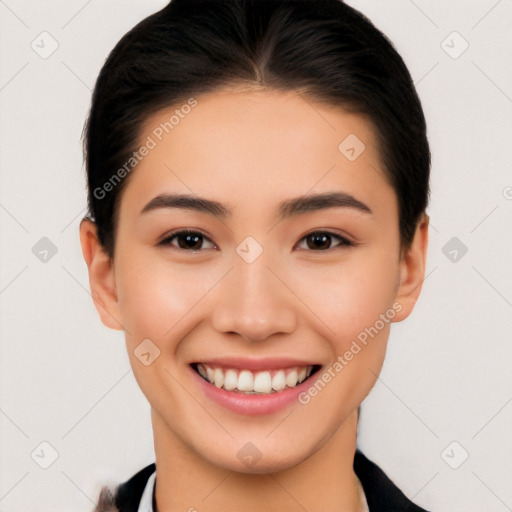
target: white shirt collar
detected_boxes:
[137,470,156,512]
[137,470,369,512]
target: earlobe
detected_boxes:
[392,214,429,323]
[79,218,124,331]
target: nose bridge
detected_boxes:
[211,246,297,342]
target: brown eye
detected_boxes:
[159,230,215,251]
[297,231,352,251]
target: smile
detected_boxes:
[193,363,317,394]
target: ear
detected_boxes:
[392,214,429,322]
[79,217,124,331]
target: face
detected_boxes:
[81,88,428,475]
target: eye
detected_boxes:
[158,229,353,252]
[296,231,353,251]
[158,230,216,251]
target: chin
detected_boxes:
[194,434,317,475]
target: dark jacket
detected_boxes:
[94,449,431,511]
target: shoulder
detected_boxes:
[354,449,432,512]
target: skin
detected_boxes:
[80,87,429,511]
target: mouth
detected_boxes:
[191,362,322,395]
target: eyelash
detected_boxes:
[157,229,354,252]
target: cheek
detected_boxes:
[114,253,205,343]
[298,250,400,347]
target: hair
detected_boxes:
[83,0,430,260]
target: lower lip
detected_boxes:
[190,366,316,416]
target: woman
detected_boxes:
[80,0,431,510]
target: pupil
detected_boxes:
[309,233,330,250]
[180,233,201,250]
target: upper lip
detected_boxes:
[191,357,320,371]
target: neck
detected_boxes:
[151,408,365,512]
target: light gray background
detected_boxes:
[1,1,511,511]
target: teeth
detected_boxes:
[197,365,208,379]
[286,369,298,388]
[254,371,272,393]
[224,369,238,391]
[237,370,254,391]
[213,368,224,388]
[195,364,314,394]
[271,370,286,391]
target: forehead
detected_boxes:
[120,88,396,220]
[140,87,380,165]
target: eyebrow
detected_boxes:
[140,191,373,219]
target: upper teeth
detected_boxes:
[196,364,313,394]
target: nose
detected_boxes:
[211,251,298,342]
